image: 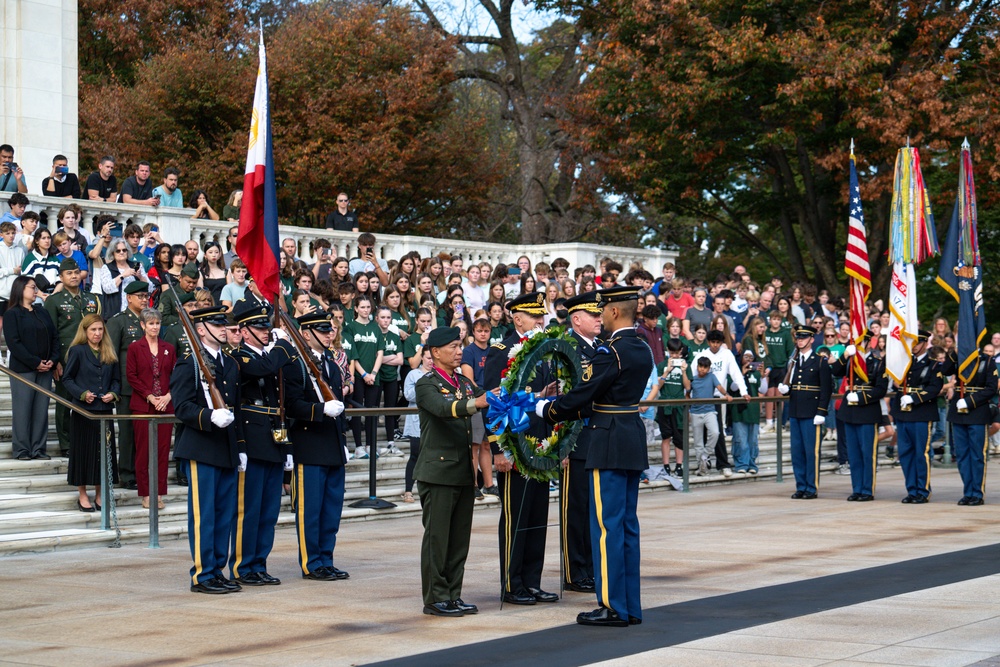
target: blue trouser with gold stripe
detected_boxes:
[953,424,988,500]
[294,464,346,575]
[590,469,641,621]
[230,459,283,578]
[844,422,877,497]
[789,418,820,495]
[185,460,236,585]
[897,421,932,499]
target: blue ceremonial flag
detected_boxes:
[936,141,984,385]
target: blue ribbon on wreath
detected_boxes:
[485,388,536,435]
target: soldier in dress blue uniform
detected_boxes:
[560,291,603,594]
[829,335,888,501]
[777,325,833,499]
[484,291,559,606]
[169,306,244,594]
[888,330,943,504]
[536,285,651,628]
[228,298,298,586]
[283,312,349,581]
[947,349,998,506]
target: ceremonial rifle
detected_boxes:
[166,284,227,410]
[274,298,336,402]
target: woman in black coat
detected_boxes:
[61,313,120,511]
[2,275,60,460]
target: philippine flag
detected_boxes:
[235,30,281,302]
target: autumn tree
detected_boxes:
[561,0,1000,300]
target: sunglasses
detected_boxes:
[115,249,128,254]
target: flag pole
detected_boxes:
[848,138,855,392]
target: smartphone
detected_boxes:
[455,303,464,314]
[508,267,521,276]
[321,248,331,258]
[109,222,124,238]
[749,362,761,371]
[671,358,683,368]
[55,166,68,175]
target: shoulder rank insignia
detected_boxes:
[596,345,610,354]
[492,343,507,350]
[241,356,251,363]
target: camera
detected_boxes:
[4,162,17,172]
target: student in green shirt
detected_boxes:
[730,350,762,474]
[653,339,692,477]
[376,305,405,456]
[404,308,434,370]
[763,310,794,432]
[337,281,356,326]
[662,317,691,362]
[685,323,709,360]
[348,295,384,459]
[383,286,412,339]
[487,302,511,346]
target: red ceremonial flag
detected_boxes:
[235,29,281,302]
[845,143,871,382]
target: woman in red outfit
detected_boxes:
[126,307,175,509]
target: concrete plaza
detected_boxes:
[1,465,999,666]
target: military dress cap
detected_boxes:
[916,329,932,342]
[174,289,195,305]
[564,291,602,315]
[232,298,273,328]
[793,324,817,339]
[181,262,199,278]
[507,292,547,316]
[58,258,80,273]
[597,285,642,307]
[191,305,229,326]
[426,326,461,349]
[298,312,333,332]
[124,281,150,295]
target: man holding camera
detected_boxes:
[0,145,27,194]
[41,155,81,199]
[348,233,389,284]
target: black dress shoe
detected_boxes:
[911,496,929,504]
[453,598,478,614]
[801,492,818,499]
[965,497,985,506]
[565,580,595,593]
[214,575,242,592]
[577,607,628,627]
[177,476,189,487]
[303,568,337,581]
[502,589,536,605]
[191,579,229,594]
[234,572,265,586]
[32,453,51,460]
[258,572,282,585]
[958,496,971,506]
[901,495,917,504]
[77,500,95,513]
[124,480,138,491]
[846,493,860,502]
[528,587,559,603]
[857,494,875,502]
[95,502,102,511]
[16,454,30,461]
[790,491,805,499]
[328,567,350,580]
[629,616,642,625]
[423,601,463,617]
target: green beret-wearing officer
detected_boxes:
[415,326,488,617]
[44,258,100,456]
[159,262,200,327]
[105,280,149,489]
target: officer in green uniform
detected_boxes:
[159,263,199,327]
[43,258,100,456]
[105,280,149,489]
[414,326,489,617]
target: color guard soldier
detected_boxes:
[830,336,888,501]
[777,325,832,499]
[483,292,559,606]
[229,298,297,586]
[947,349,997,506]
[170,305,243,594]
[536,285,651,628]
[283,312,350,581]
[888,330,943,504]
[560,291,603,594]
[414,326,488,617]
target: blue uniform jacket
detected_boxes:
[170,348,243,469]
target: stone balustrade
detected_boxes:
[26,194,677,270]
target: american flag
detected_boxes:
[845,146,871,382]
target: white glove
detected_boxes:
[900,395,914,408]
[844,344,857,358]
[957,398,968,411]
[237,453,248,472]
[778,383,790,395]
[284,454,294,471]
[323,399,345,417]
[846,392,859,404]
[211,409,234,428]
[813,415,826,425]
[535,399,550,418]
[270,327,289,341]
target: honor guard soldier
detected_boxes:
[415,327,489,617]
[535,285,651,628]
[484,292,559,606]
[889,330,943,504]
[829,336,888,501]
[229,298,298,586]
[44,258,100,456]
[106,280,150,490]
[161,288,196,486]
[560,291,603,594]
[947,349,998,506]
[170,305,244,594]
[284,312,349,581]
[777,325,833,499]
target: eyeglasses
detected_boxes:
[337,198,349,203]
[115,249,128,254]
[825,334,836,338]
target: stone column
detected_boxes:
[0,0,78,194]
